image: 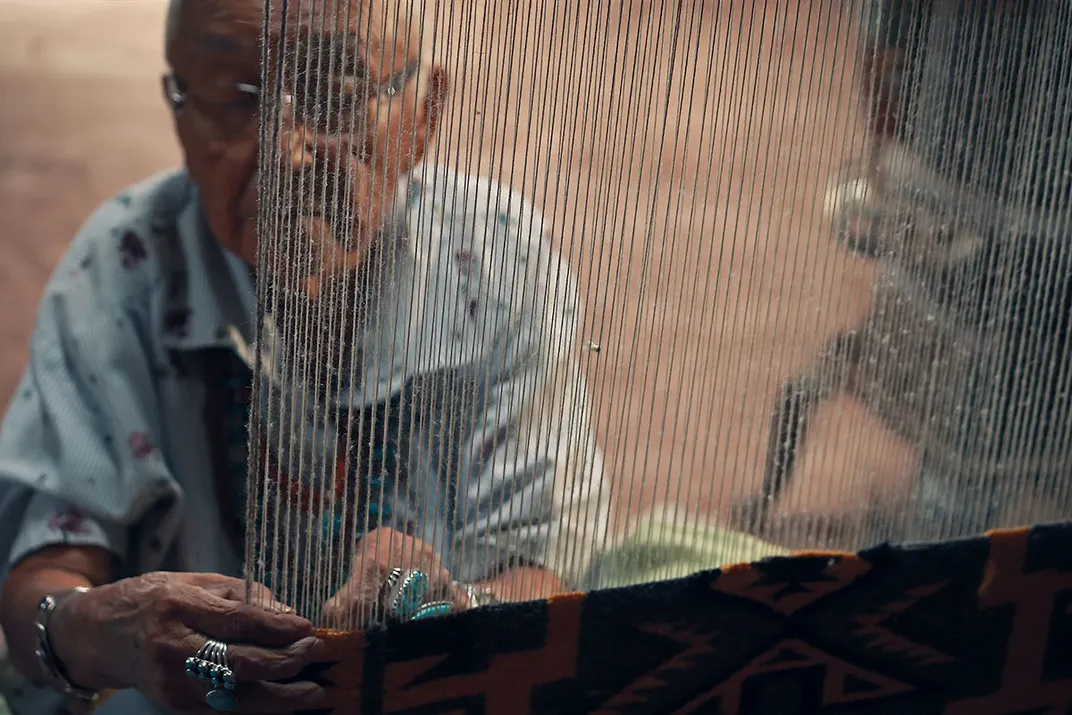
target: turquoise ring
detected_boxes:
[386,569,430,622]
[411,601,455,621]
[206,688,239,712]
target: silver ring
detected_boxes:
[410,600,455,621]
[185,638,239,712]
[385,569,430,622]
[185,639,237,688]
[381,567,405,598]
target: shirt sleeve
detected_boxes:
[6,492,128,569]
[445,221,612,586]
[408,169,611,587]
[450,356,611,587]
[0,195,172,571]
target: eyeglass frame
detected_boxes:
[162,60,422,140]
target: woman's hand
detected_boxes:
[322,527,469,629]
[48,572,327,713]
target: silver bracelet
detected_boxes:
[457,582,501,609]
[34,586,99,703]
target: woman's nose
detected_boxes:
[283,124,362,176]
[285,125,321,172]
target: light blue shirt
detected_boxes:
[0,166,609,602]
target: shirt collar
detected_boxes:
[159,189,257,351]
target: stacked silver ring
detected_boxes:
[185,639,239,712]
[185,639,236,691]
[380,567,405,601]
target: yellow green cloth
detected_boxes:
[587,516,790,589]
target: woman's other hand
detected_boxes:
[322,527,469,629]
[33,567,327,713]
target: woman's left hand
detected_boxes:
[321,528,470,629]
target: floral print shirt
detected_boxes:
[0,166,609,598]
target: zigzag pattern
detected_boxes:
[298,524,1072,714]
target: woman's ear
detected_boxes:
[371,65,449,173]
[390,67,448,173]
[402,66,449,170]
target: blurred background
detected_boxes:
[0,0,179,401]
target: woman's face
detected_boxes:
[165,0,446,297]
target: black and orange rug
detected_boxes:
[285,523,1072,714]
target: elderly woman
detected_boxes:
[0,0,608,713]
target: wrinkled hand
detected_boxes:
[49,572,326,713]
[827,142,986,267]
[322,527,469,629]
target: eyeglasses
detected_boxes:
[283,60,422,133]
[162,61,421,141]
[163,73,260,140]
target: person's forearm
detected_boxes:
[0,546,115,687]
[478,566,566,603]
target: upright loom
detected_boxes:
[244,1,1072,712]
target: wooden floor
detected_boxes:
[0,0,920,547]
